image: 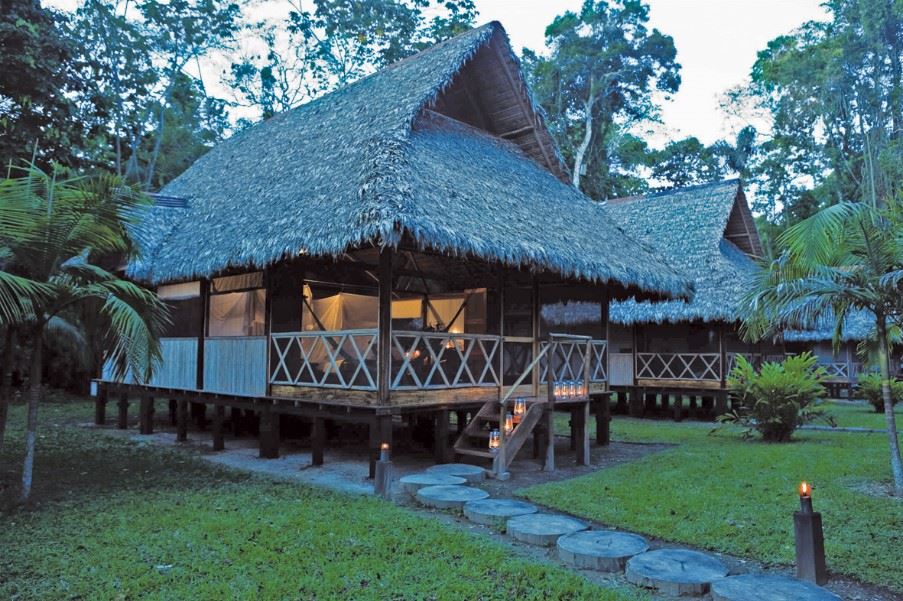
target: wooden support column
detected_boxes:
[434,409,450,463]
[168,399,177,425]
[94,385,107,426]
[139,395,154,434]
[568,407,577,451]
[312,417,325,466]
[176,399,188,442]
[377,248,393,406]
[544,342,556,471]
[596,394,611,445]
[531,277,540,397]
[455,410,467,435]
[117,393,129,429]
[688,395,698,419]
[259,409,280,459]
[196,279,209,391]
[575,400,590,466]
[719,326,727,390]
[212,405,225,451]
[673,394,684,422]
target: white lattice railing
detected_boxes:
[270,329,379,390]
[269,329,502,391]
[391,331,501,390]
[539,338,607,383]
[636,352,722,382]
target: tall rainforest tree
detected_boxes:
[741,0,903,219]
[0,0,85,168]
[227,0,477,121]
[525,0,680,200]
[0,164,169,503]
[742,201,903,495]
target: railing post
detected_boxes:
[196,279,209,391]
[377,249,393,405]
[544,337,556,472]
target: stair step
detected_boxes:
[454,446,496,459]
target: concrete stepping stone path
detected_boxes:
[398,473,466,495]
[557,530,649,572]
[506,513,588,546]
[463,498,538,526]
[711,574,842,601]
[425,463,486,483]
[626,548,729,596]
[416,484,489,509]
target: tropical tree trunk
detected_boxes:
[20,330,42,504]
[572,81,596,192]
[0,326,12,451]
[876,319,903,495]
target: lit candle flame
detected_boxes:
[799,481,811,497]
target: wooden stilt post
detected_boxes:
[673,394,683,422]
[176,399,188,442]
[544,338,556,471]
[168,399,177,425]
[117,393,129,429]
[568,407,577,451]
[368,416,379,479]
[455,410,466,435]
[312,417,325,466]
[258,409,280,459]
[94,386,107,426]
[434,409,449,464]
[575,400,590,465]
[596,394,610,445]
[139,395,154,434]
[212,404,225,451]
[688,395,698,419]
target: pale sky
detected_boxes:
[473,0,829,145]
[49,0,829,146]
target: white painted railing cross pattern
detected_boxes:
[636,352,721,382]
[270,330,379,390]
[391,331,501,390]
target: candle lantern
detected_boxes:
[513,398,526,425]
[794,480,827,585]
[488,429,501,453]
[568,380,577,399]
[579,379,587,397]
[553,381,561,400]
[379,442,391,462]
[504,412,514,435]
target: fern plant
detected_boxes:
[720,353,831,442]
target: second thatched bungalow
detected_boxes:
[602,180,784,418]
[96,22,689,477]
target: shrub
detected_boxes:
[856,373,903,412]
[720,353,830,442]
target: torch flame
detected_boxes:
[799,481,811,497]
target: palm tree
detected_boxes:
[0,163,169,503]
[741,201,903,495]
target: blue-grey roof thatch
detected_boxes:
[604,180,761,325]
[126,22,690,299]
[783,309,875,343]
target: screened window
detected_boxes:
[209,272,266,337]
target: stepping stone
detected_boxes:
[415,484,489,509]
[463,499,538,526]
[398,473,466,495]
[506,513,588,546]
[426,463,485,483]
[711,574,841,601]
[626,549,729,596]
[557,530,649,572]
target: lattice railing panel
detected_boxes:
[391,331,500,390]
[636,352,722,382]
[270,329,378,390]
[539,339,607,383]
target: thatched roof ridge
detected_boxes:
[605,179,760,325]
[126,22,690,298]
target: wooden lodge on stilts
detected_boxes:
[96,22,690,478]
[599,180,784,419]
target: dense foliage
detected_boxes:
[721,353,829,442]
[857,373,903,413]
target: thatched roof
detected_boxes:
[603,180,762,325]
[126,22,690,299]
[783,310,875,343]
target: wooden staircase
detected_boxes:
[453,397,547,476]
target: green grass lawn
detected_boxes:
[826,399,902,429]
[532,410,903,593]
[0,398,643,601]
